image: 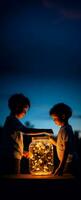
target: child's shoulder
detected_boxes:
[60,125,73,136]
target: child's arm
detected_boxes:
[54,141,69,176]
[13,117,53,136]
[23,129,53,136]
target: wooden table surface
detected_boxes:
[0,173,75,179]
[0,173,80,198]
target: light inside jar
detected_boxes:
[29,136,54,175]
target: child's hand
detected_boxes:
[53,166,63,176]
[23,151,29,158]
[49,138,56,146]
[23,151,33,159]
[49,138,54,144]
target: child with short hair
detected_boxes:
[1,93,53,174]
[49,102,79,177]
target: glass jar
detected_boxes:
[29,136,54,175]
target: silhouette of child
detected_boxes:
[1,93,53,174]
[49,103,79,177]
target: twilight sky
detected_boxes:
[0,0,81,136]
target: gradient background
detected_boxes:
[0,0,81,136]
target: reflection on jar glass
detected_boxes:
[29,136,54,175]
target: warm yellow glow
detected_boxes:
[29,136,54,175]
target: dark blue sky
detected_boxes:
[0,0,81,135]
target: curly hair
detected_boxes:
[8,93,30,114]
[49,103,72,120]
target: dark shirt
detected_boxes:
[1,115,53,159]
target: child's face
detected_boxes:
[51,114,64,126]
[16,106,29,119]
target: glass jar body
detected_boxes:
[29,137,54,175]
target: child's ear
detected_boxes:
[62,114,66,119]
